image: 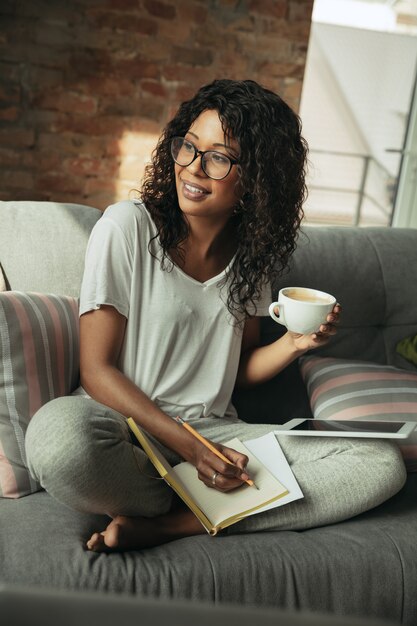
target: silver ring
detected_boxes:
[211,471,219,485]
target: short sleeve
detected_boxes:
[79,215,134,319]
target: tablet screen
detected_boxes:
[292,420,406,433]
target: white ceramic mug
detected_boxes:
[268,287,336,335]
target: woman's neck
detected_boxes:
[170,215,238,282]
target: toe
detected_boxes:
[86,531,106,552]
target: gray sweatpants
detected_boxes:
[25,396,406,533]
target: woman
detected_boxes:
[25,79,406,551]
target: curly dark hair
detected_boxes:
[141,78,308,320]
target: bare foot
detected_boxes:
[86,507,205,552]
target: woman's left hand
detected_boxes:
[287,303,341,352]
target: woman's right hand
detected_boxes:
[193,440,252,492]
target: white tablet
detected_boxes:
[275,418,416,439]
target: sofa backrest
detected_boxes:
[2,201,416,422]
[2,201,416,370]
[263,225,417,371]
[234,225,417,423]
[0,201,102,297]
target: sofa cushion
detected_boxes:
[0,292,79,498]
[1,483,416,624]
[300,356,417,471]
[0,201,102,297]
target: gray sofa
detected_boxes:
[1,200,417,625]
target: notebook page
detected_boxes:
[172,438,288,528]
[244,432,304,512]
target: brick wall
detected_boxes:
[0,0,313,210]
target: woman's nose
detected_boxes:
[186,154,205,176]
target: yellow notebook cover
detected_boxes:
[127,418,289,535]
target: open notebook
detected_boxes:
[127,418,297,536]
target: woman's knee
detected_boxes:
[25,396,127,488]
[376,440,407,497]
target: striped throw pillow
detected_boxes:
[300,356,417,472]
[0,292,79,498]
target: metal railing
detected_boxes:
[305,149,397,226]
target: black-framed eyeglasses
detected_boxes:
[170,136,238,181]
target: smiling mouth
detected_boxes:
[183,181,209,195]
[181,180,210,201]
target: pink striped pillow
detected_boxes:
[300,356,417,472]
[0,292,79,498]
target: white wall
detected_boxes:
[300,20,417,225]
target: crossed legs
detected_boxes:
[25,396,407,551]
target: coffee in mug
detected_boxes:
[269,287,336,335]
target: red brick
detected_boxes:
[242,34,292,59]
[35,151,66,172]
[288,1,314,22]
[215,51,249,74]
[143,0,176,20]
[35,173,84,195]
[83,191,115,211]
[164,60,233,83]
[249,0,288,19]
[26,110,70,134]
[34,24,73,47]
[84,176,116,194]
[27,66,64,90]
[0,128,35,147]
[140,79,168,98]
[112,58,160,80]
[139,98,165,122]
[257,61,305,79]
[14,0,77,22]
[176,1,208,23]
[262,18,312,41]
[222,14,255,33]
[0,83,20,103]
[56,114,129,136]
[193,21,238,49]
[0,105,19,121]
[1,42,70,69]
[76,76,133,97]
[67,49,114,79]
[63,156,119,177]
[38,132,107,155]
[290,40,309,64]
[172,46,214,67]
[88,10,157,35]
[0,147,33,168]
[99,95,139,116]
[174,84,199,102]
[106,0,141,8]
[282,79,303,100]
[128,117,162,134]
[34,90,98,115]
[0,169,34,190]
[135,37,171,63]
[157,17,191,42]
[0,61,21,83]
[53,191,94,205]
[0,190,50,202]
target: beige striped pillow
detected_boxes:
[0,292,79,498]
[300,356,417,472]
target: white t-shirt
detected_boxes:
[78,200,271,421]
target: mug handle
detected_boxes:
[268,302,285,326]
